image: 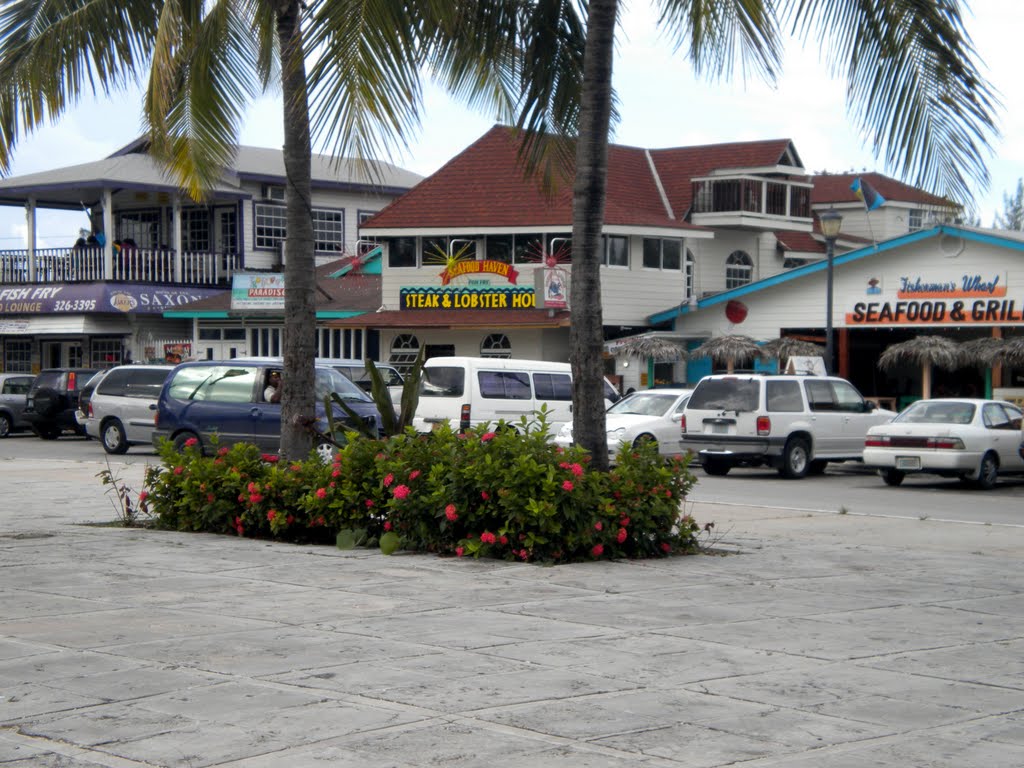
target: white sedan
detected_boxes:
[862,398,1024,490]
[555,388,692,460]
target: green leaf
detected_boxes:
[379,531,401,555]
[336,529,357,549]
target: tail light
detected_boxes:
[87,402,94,418]
[864,435,890,447]
[756,415,771,436]
[459,403,471,432]
[680,414,686,434]
[68,371,76,390]
[928,437,965,450]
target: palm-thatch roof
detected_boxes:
[960,337,1005,367]
[610,334,687,362]
[994,337,1024,368]
[760,337,824,361]
[877,335,963,399]
[690,334,766,372]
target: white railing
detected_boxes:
[0,247,238,286]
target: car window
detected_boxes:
[832,380,866,412]
[31,371,62,391]
[2,377,32,395]
[766,380,803,412]
[609,392,676,417]
[897,401,976,424]
[983,403,1015,430]
[168,366,258,403]
[316,368,372,401]
[687,378,760,411]
[533,373,572,401]
[805,380,837,412]
[97,368,133,397]
[1005,404,1023,429]
[420,366,465,397]
[478,371,531,400]
[672,397,689,416]
[125,369,172,399]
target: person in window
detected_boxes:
[264,370,282,403]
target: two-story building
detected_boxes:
[0,139,421,372]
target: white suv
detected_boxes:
[681,374,896,478]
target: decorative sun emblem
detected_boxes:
[425,240,476,279]
[523,238,571,268]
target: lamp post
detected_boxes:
[819,209,843,374]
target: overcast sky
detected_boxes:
[3,1,1020,249]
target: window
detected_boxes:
[312,209,344,253]
[117,210,161,249]
[766,380,804,412]
[805,380,836,411]
[388,237,417,267]
[603,235,629,267]
[90,338,123,369]
[97,368,169,398]
[168,366,258,403]
[533,373,572,401]
[725,251,753,289]
[249,327,282,357]
[421,366,464,397]
[1,376,31,395]
[685,249,695,299]
[181,209,210,251]
[908,209,924,231]
[318,328,363,359]
[832,380,866,412]
[478,371,531,400]
[358,210,378,227]
[983,403,1016,430]
[255,203,287,249]
[388,334,420,377]
[642,238,683,270]
[4,340,31,372]
[546,235,572,264]
[515,234,545,264]
[487,235,513,264]
[480,334,511,358]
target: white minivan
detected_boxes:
[412,357,620,435]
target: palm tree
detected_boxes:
[0,0,583,458]
[568,0,997,469]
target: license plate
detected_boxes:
[895,456,921,470]
[711,423,729,435]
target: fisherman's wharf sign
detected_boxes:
[846,272,1021,325]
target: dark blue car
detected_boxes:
[152,360,381,458]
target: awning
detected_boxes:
[0,315,131,335]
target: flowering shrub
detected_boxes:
[144,417,700,563]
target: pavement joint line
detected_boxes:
[691,499,1024,528]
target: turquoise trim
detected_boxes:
[164,310,229,318]
[328,245,383,278]
[316,311,365,319]
[685,340,711,383]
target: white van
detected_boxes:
[412,357,620,435]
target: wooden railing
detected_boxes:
[0,247,239,285]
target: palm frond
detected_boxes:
[759,336,824,361]
[959,336,1004,366]
[612,335,687,362]
[877,335,963,371]
[689,334,766,366]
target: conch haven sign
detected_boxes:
[846,273,1023,325]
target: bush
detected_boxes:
[144,417,701,563]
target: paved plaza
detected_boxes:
[1,457,1022,767]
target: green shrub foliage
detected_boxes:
[145,416,699,563]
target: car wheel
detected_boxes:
[101,419,129,455]
[314,441,337,463]
[633,433,658,451]
[33,424,61,440]
[0,413,11,438]
[172,431,202,454]
[808,459,828,475]
[880,468,905,487]
[974,452,999,490]
[31,387,61,418]
[701,458,731,476]
[779,437,810,479]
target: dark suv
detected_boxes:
[24,368,100,439]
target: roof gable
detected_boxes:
[810,172,949,207]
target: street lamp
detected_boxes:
[819,208,843,374]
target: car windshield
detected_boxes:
[895,401,976,425]
[609,392,677,417]
[687,378,761,411]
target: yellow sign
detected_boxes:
[400,288,536,310]
[439,260,519,285]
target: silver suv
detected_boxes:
[84,365,174,454]
[681,373,896,478]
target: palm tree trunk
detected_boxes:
[275,0,316,459]
[570,0,617,472]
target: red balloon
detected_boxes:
[725,300,748,324]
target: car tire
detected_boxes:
[779,437,810,479]
[633,433,658,451]
[31,387,62,418]
[0,413,11,438]
[880,468,905,487]
[101,419,129,455]
[808,459,828,475]
[173,431,202,454]
[974,452,999,490]
[701,458,731,476]
[33,424,61,440]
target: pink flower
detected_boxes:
[218,446,230,456]
[331,469,341,478]
[138,491,148,502]
[206,493,215,503]
[480,532,496,544]
[481,432,497,442]
[184,437,198,447]
[569,462,583,477]
[562,480,574,492]
[261,453,279,463]
[286,514,295,525]
[392,484,410,500]
[213,457,224,465]
[594,521,603,531]
[480,491,490,501]
[247,482,257,493]
[445,504,458,522]
[665,489,672,498]
[290,463,302,472]
[267,510,276,521]
[591,544,604,557]
[316,487,327,499]
[518,549,529,560]
[619,516,630,526]
[384,473,394,487]
[409,470,421,480]
[365,499,375,508]
[173,466,184,475]
[616,527,628,543]
[384,521,392,531]
[499,535,508,545]
[455,546,465,557]
[660,542,672,554]
[249,493,263,504]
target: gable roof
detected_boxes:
[810,172,950,207]
[365,127,801,232]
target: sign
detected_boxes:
[896,273,1005,299]
[536,267,569,309]
[846,273,1022,326]
[231,274,285,310]
[438,259,519,286]
[400,287,536,310]
[163,342,191,363]
[0,283,223,315]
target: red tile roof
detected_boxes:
[328,308,571,329]
[366,127,795,231]
[811,172,949,207]
[774,231,824,254]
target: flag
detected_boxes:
[850,177,886,211]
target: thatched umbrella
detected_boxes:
[993,336,1024,368]
[877,335,963,399]
[960,337,1005,367]
[612,335,687,362]
[690,334,766,374]
[760,337,825,371]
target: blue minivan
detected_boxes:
[151,359,381,457]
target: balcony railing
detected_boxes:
[0,247,240,286]
[692,178,811,218]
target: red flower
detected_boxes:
[247,482,257,493]
[218,446,230,456]
[384,521,393,531]
[173,466,184,476]
[518,549,529,560]
[286,515,295,525]
[365,499,375,508]
[290,463,302,472]
[499,535,508,545]
[383,473,394,487]
[594,521,603,531]
[392,484,410,500]
[184,437,198,447]
[562,480,574,492]
[267,510,276,521]
[213,457,224,465]
[665,489,672,498]
[316,487,327,499]
[616,527,628,543]
[138,491,148,502]
[480,532,496,544]
[329,481,336,488]
[409,470,421,480]
[591,544,604,557]
[455,546,465,557]
[619,516,630,526]
[480,491,490,501]
[444,504,458,522]
[660,542,671,553]
[249,493,263,504]
[481,432,497,442]
[331,469,341,478]
[261,453,279,463]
